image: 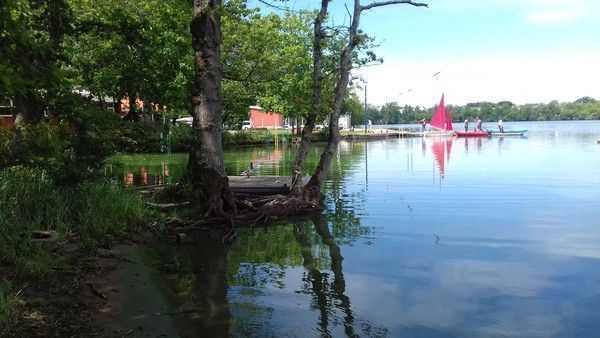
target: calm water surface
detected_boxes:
[114,121,600,337]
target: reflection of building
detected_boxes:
[124,172,134,186]
[140,167,148,185]
[121,163,170,187]
[249,106,283,129]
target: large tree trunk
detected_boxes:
[291,0,330,190]
[188,0,235,217]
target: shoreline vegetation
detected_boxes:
[0,166,156,335]
[96,94,600,153]
[362,97,600,125]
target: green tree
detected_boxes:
[1,0,72,123]
[343,92,363,126]
[221,3,315,126]
[68,0,192,119]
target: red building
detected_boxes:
[249,106,283,129]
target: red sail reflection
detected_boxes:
[431,138,453,179]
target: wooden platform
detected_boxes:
[228,175,296,195]
[342,131,400,140]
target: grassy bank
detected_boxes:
[0,166,153,333]
[116,123,330,153]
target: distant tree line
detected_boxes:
[355,97,600,125]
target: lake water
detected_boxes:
[112,120,600,336]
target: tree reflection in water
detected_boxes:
[140,141,390,335]
[290,215,387,337]
[300,215,357,337]
[153,213,387,336]
[181,236,231,337]
[293,221,332,335]
[313,215,355,337]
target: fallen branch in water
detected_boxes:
[146,202,190,211]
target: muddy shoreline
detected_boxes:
[3,232,187,337]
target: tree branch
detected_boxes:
[361,0,428,11]
[344,3,353,21]
[223,73,282,83]
[256,0,299,13]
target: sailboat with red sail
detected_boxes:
[428,94,454,136]
[429,94,489,137]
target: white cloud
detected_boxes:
[531,0,577,5]
[344,259,566,336]
[354,51,600,107]
[528,9,586,23]
[527,0,590,23]
[434,0,592,24]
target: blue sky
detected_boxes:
[252,0,600,106]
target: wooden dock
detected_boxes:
[134,176,301,196]
[340,129,453,139]
[229,175,295,195]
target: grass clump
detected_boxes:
[0,166,149,275]
[0,280,24,335]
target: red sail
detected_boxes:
[430,94,446,130]
[445,108,453,131]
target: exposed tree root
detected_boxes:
[164,193,322,242]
